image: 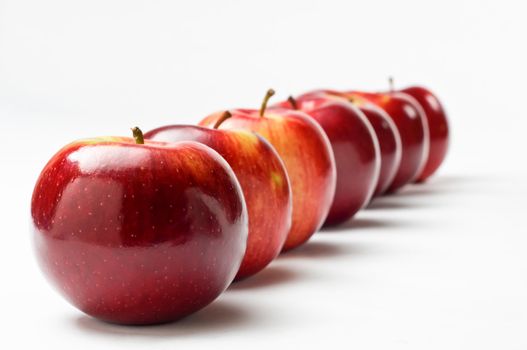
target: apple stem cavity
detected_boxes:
[287,96,298,110]
[259,89,276,117]
[131,127,145,145]
[213,111,232,129]
[389,76,395,92]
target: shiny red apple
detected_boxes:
[400,86,449,182]
[350,90,429,192]
[199,90,336,251]
[144,113,292,280]
[31,128,248,325]
[298,90,402,196]
[348,97,402,195]
[276,93,380,225]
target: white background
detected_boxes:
[1,0,526,349]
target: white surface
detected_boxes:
[1,0,526,349]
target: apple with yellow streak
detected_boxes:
[199,90,336,251]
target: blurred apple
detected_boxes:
[276,93,380,225]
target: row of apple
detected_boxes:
[31,82,449,325]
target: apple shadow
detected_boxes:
[366,182,452,210]
[367,198,418,210]
[387,174,481,198]
[391,185,446,198]
[321,217,403,232]
[228,265,300,291]
[73,298,254,338]
[279,240,352,260]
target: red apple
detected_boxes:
[144,113,292,280]
[350,90,429,192]
[276,94,380,225]
[400,86,449,182]
[31,128,248,325]
[348,97,402,195]
[295,90,402,196]
[198,90,336,251]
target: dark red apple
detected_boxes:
[198,90,336,251]
[276,94,380,226]
[31,128,248,325]
[350,90,429,192]
[348,97,402,195]
[293,90,402,196]
[400,86,449,182]
[144,113,292,280]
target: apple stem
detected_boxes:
[131,127,145,144]
[213,111,232,129]
[259,89,275,117]
[389,76,394,92]
[287,96,298,110]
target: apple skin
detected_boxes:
[199,108,336,251]
[350,91,429,192]
[295,90,402,196]
[277,95,380,226]
[144,124,292,280]
[31,137,248,325]
[351,100,402,196]
[401,86,449,182]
